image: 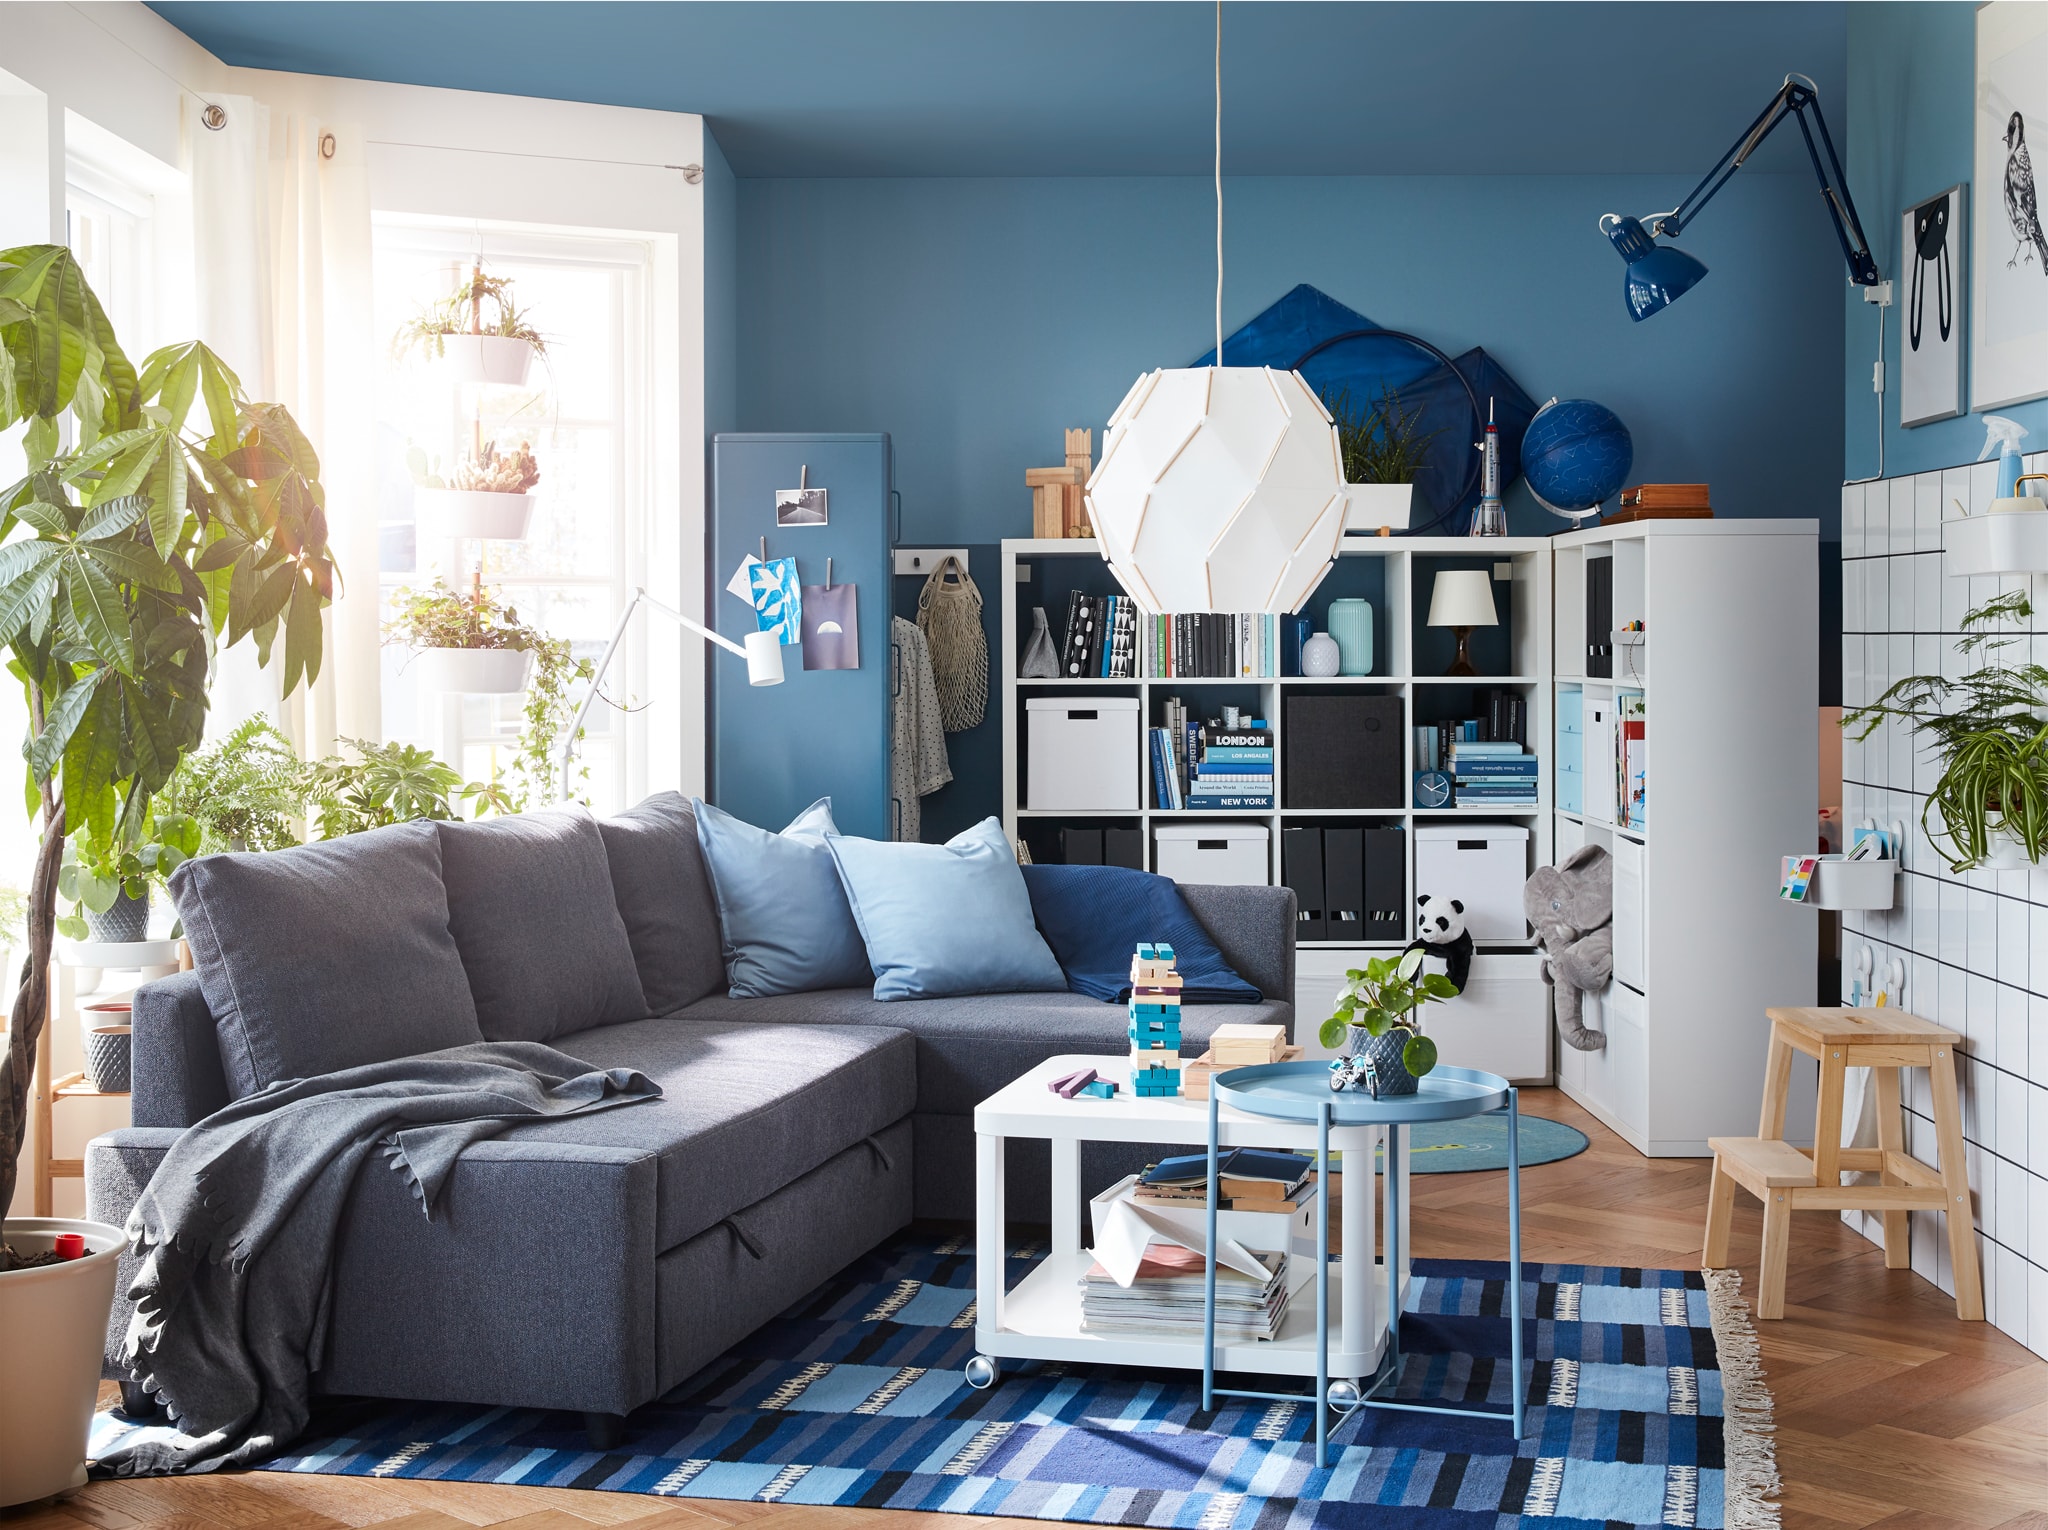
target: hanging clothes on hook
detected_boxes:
[890,616,951,840]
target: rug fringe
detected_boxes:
[1704,1269,1782,1530]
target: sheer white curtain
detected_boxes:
[187,95,378,758]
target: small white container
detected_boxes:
[412,646,534,695]
[1805,855,1899,911]
[415,488,535,540]
[1942,510,2048,575]
[1154,822,1270,886]
[439,333,536,386]
[1026,696,1141,810]
[1415,823,1530,942]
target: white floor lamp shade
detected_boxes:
[1086,366,1352,614]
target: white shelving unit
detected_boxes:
[1549,520,1818,1156]
[1000,536,1554,1081]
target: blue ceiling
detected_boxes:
[149,1,1848,180]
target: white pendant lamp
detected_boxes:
[1084,2,1366,616]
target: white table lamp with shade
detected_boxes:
[557,587,784,799]
[1427,570,1498,677]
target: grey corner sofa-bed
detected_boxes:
[85,792,1294,1442]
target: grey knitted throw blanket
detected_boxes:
[96,1041,661,1477]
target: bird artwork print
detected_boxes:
[2005,111,2048,272]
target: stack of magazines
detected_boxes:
[1078,1243,1290,1340]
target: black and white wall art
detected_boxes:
[1902,185,1966,427]
[1974,2,2048,409]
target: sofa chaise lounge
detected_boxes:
[86,793,1295,1441]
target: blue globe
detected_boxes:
[1520,398,1633,514]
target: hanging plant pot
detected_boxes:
[1344,482,1415,533]
[0,1219,126,1506]
[412,647,533,695]
[1981,825,2035,870]
[438,334,536,387]
[414,488,536,541]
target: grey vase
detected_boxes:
[85,1025,131,1093]
[85,887,149,944]
[1345,1025,1421,1096]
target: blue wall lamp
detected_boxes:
[1600,73,1883,320]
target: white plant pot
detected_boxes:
[0,1218,125,1506]
[439,333,536,387]
[1344,482,1414,533]
[412,647,533,695]
[414,488,535,541]
[1982,826,2035,870]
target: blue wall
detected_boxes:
[734,171,1848,832]
[737,173,1846,545]
[1843,1,1985,479]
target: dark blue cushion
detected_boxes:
[1019,864,1263,1005]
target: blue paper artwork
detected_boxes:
[749,556,804,645]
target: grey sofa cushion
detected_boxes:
[170,822,483,1098]
[678,988,1294,1116]
[516,1017,915,1251]
[437,808,649,1043]
[595,792,725,1013]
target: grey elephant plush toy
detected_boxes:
[1524,844,1613,1052]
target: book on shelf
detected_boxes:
[1185,795,1274,811]
[1078,1243,1290,1341]
[1452,759,1538,778]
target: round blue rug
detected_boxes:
[1374,1113,1590,1173]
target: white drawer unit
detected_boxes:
[1154,822,1270,886]
[1025,696,1141,811]
[1294,950,1548,1085]
[1415,824,1530,943]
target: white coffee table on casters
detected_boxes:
[968,1053,1411,1391]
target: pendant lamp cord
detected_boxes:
[1214,0,1224,365]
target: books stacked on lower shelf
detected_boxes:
[1449,741,1538,808]
[1133,1148,1317,1211]
[1079,1242,1290,1341]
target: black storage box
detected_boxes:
[1283,694,1404,808]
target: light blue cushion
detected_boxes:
[825,818,1066,1001]
[692,797,872,998]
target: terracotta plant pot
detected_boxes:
[0,1218,125,1506]
[414,488,536,541]
[411,647,533,695]
[438,334,535,386]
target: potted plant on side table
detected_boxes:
[1843,590,2048,870]
[0,244,335,1504]
[1317,946,1460,1096]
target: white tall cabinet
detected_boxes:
[1550,521,1819,1155]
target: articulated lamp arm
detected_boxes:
[557,587,784,801]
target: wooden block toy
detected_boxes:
[1210,1023,1288,1064]
[1128,1015,1181,1044]
[1049,1067,1099,1099]
[1130,1042,1179,1063]
[1131,1063,1181,1097]
[1181,1045,1304,1099]
[1132,982,1183,999]
[1078,1078,1118,1099]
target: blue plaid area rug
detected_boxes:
[98,1229,1780,1529]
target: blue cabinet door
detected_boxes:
[711,434,892,838]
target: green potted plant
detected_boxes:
[306,737,512,837]
[158,716,311,853]
[0,244,334,1502]
[409,436,540,540]
[393,262,545,385]
[1316,947,1460,1095]
[1325,383,1441,530]
[1842,589,2048,870]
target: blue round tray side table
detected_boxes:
[1203,1062,1525,1468]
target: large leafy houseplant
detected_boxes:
[1317,947,1459,1079]
[1842,590,2048,871]
[0,245,336,1238]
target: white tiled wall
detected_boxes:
[1841,464,2048,1359]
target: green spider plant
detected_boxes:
[1842,590,2048,871]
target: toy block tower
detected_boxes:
[1127,942,1183,1096]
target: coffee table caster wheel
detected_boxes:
[964,1355,1000,1390]
[1326,1379,1362,1414]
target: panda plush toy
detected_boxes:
[1405,894,1474,995]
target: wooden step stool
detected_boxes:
[1702,1006,1982,1321]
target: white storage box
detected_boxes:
[1155,823,1270,886]
[1425,953,1549,1083]
[1415,824,1529,942]
[1026,696,1141,811]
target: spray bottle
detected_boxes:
[1469,398,1507,538]
[1981,414,2029,502]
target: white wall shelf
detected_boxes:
[1001,535,1555,1085]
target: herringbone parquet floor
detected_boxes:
[5,1090,2044,1530]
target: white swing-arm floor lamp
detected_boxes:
[558,586,784,800]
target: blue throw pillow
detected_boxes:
[1020,863,1264,1005]
[826,818,1067,1001]
[693,797,873,999]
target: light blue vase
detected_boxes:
[1327,599,1374,676]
